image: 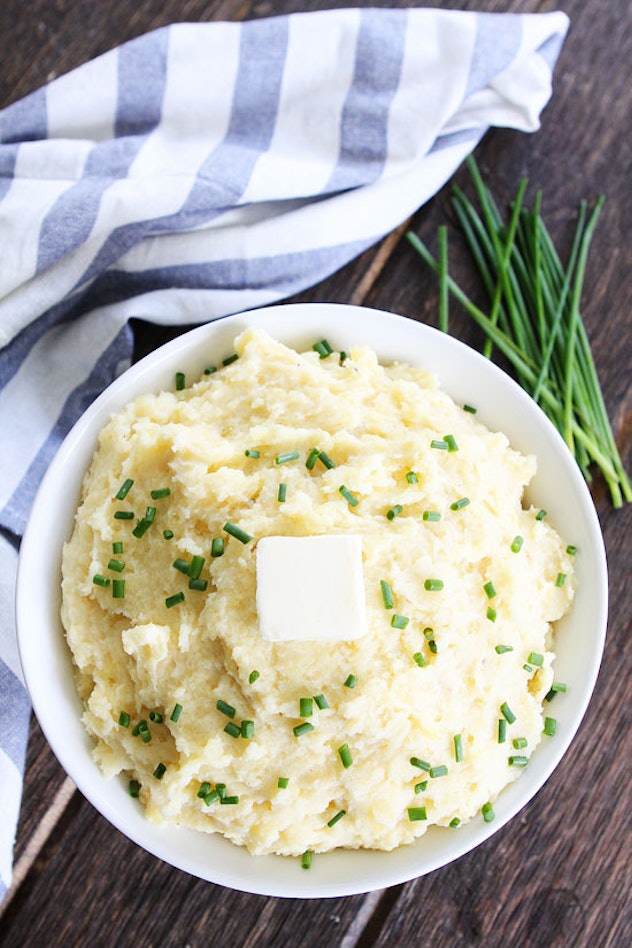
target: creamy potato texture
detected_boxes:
[61,328,574,856]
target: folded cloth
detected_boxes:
[0,7,568,900]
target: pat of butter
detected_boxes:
[256,535,367,642]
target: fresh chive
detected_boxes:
[114,510,134,520]
[463,404,477,414]
[149,710,163,723]
[408,807,427,822]
[500,702,516,724]
[107,558,125,573]
[438,224,449,332]
[222,353,238,366]
[141,729,152,743]
[386,504,403,521]
[224,721,241,738]
[424,579,444,591]
[414,781,428,794]
[277,483,287,503]
[523,663,534,673]
[428,639,438,655]
[444,434,459,452]
[338,743,353,768]
[112,541,123,555]
[245,448,260,458]
[153,763,167,780]
[223,522,253,544]
[114,478,134,500]
[339,485,359,507]
[555,572,567,587]
[93,574,110,588]
[483,581,496,599]
[151,487,171,499]
[204,789,220,806]
[313,693,329,710]
[318,450,336,469]
[129,779,141,798]
[454,734,464,763]
[508,755,529,767]
[486,606,497,622]
[380,579,394,609]
[220,795,239,805]
[313,339,334,359]
[327,809,346,828]
[204,366,217,375]
[249,670,260,685]
[306,447,320,470]
[163,529,174,540]
[277,777,289,789]
[413,652,427,668]
[215,784,227,799]
[299,697,313,718]
[211,537,225,557]
[528,652,544,666]
[545,681,567,702]
[165,592,184,608]
[132,518,152,538]
[429,765,448,778]
[391,614,409,630]
[566,544,577,556]
[275,451,299,465]
[410,757,431,772]
[112,579,125,599]
[495,644,513,654]
[543,716,557,736]
[430,439,448,450]
[216,700,236,719]
[339,351,347,365]
[449,817,461,828]
[406,471,419,484]
[132,719,148,737]
[293,722,315,738]
[536,509,547,521]
[513,737,528,749]
[188,555,205,579]
[197,782,211,798]
[481,803,495,823]
[173,558,190,574]
[511,535,524,553]
[188,578,208,591]
[301,851,312,870]
[170,703,183,722]
[498,719,507,743]
[118,711,130,727]
[423,627,435,640]
[423,510,441,522]
[343,674,357,689]
[175,372,186,390]
[241,720,255,739]
[450,497,470,510]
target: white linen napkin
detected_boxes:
[0,7,568,899]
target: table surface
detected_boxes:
[1,1,630,945]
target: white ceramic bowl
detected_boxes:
[16,303,608,898]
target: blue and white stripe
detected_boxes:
[0,7,568,898]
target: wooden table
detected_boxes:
[1,1,630,945]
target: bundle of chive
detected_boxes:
[407,156,630,508]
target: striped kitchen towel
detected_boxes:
[0,7,569,900]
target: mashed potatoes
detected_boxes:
[61,328,574,857]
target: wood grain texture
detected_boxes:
[1,0,630,945]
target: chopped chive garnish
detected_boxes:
[141,729,152,743]
[482,803,495,823]
[299,697,313,718]
[145,506,156,523]
[275,451,299,465]
[511,535,524,553]
[301,851,312,870]
[118,711,130,727]
[173,558,190,574]
[339,485,359,507]
[197,782,211,798]
[486,606,497,622]
[222,353,238,366]
[112,541,123,555]
[495,644,513,654]
[175,372,186,390]
[513,737,528,749]
[410,757,431,772]
[305,447,320,469]
[528,652,544,666]
[318,450,336,469]
[129,779,141,798]
[508,755,529,767]
[339,351,347,364]
[277,483,287,503]
[188,555,205,579]
[313,693,329,710]
[430,439,448,450]
[483,581,496,599]
[391,614,409,630]
[327,809,346,828]
[555,572,567,587]
[543,716,557,736]
[450,497,470,510]
[165,591,185,608]
[107,558,125,572]
[114,510,134,520]
[338,743,353,769]
[413,652,427,668]
[454,734,464,763]
[545,681,567,702]
[423,510,441,522]
[535,509,547,521]
[204,366,217,375]
[114,478,134,500]
[249,670,260,685]
[449,817,461,828]
[498,719,507,743]
[163,529,174,539]
[463,404,477,414]
[523,663,534,673]
[424,579,444,591]
[93,574,110,588]
[293,722,314,738]
[132,518,152,538]
[221,795,239,805]
[414,781,427,794]
[500,702,516,724]
[132,719,148,737]
[245,448,260,458]
[149,710,163,723]
[380,579,394,609]
[241,720,255,739]
[189,578,208,591]
[406,471,419,484]
[386,504,403,520]
[203,789,220,806]
[408,807,427,822]
[170,703,183,722]
[428,639,438,654]
[211,537,225,557]
[224,721,241,738]
[216,784,227,799]
[151,487,171,499]
[343,674,357,689]
[566,545,577,556]
[444,434,459,452]
[313,339,333,359]
[278,777,289,789]
[423,627,434,640]
[429,765,448,778]
[224,521,253,544]
[153,763,167,780]
[217,700,236,719]
[112,579,125,599]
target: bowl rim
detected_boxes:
[16,301,608,898]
